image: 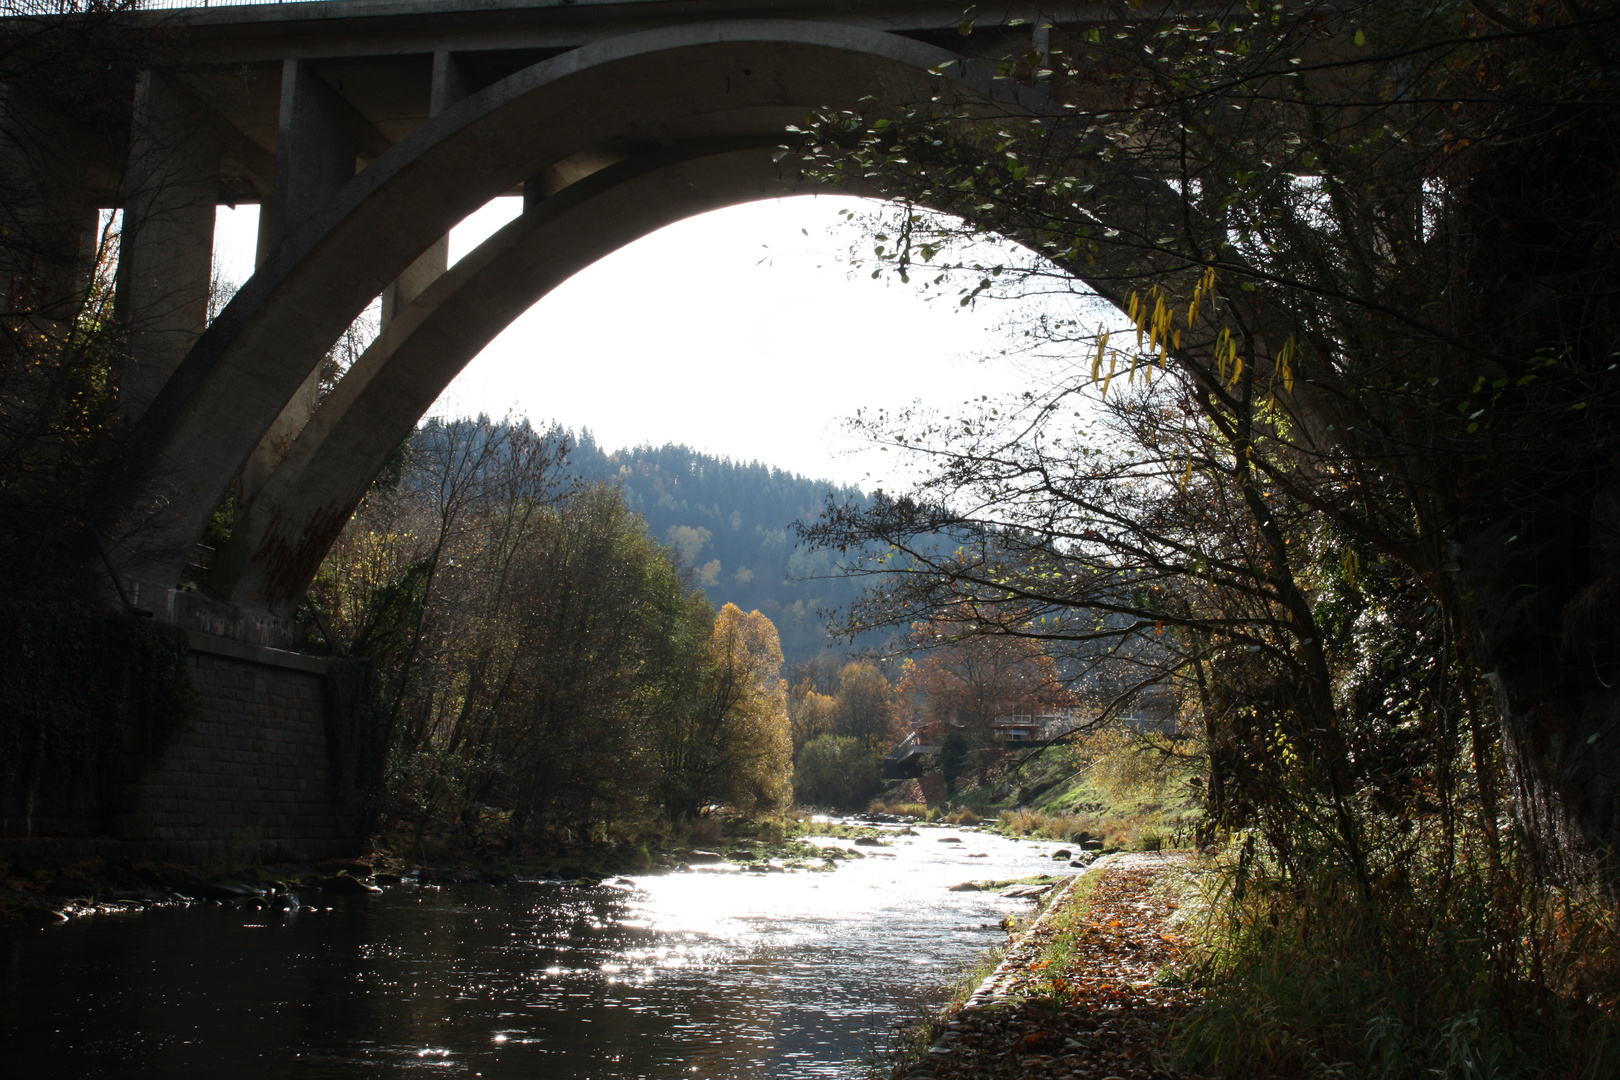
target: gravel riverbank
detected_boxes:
[896,852,1212,1080]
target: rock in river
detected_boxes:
[688,851,724,864]
[316,875,382,894]
[948,882,982,892]
[999,884,1053,899]
[194,882,265,901]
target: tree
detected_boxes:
[786,678,838,756]
[831,660,899,749]
[310,421,733,838]
[0,1,150,596]
[895,616,1073,741]
[793,734,882,808]
[796,0,1620,892]
[651,603,793,817]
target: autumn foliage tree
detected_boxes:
[310,420,793,838]
[830,660,899,749]
[786,678,838,756]
[652,603,793,818]
[895,616,1074,741]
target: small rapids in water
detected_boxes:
[1,828,1073,1078]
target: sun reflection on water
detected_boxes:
[3,825,1062,1080]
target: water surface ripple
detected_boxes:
[2,828,1065,1078]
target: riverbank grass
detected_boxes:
[1167,846,1620,1080]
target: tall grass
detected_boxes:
[1171,841,1620,1079]
[997,808,1122,846]
[868,801,931,819]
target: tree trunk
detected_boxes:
[1459,485,1620,887]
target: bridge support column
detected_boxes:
[0,97,99,336]
[262,59,360,248]
[115,71,219,425]
[378,51,468,332]
[0,81,104,323]
[243,59,363,506]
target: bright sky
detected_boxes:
[213,195,1087,490]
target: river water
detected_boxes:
[2,827,1070,1079]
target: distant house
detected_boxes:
[990,702,1181,741]
[881,729,934,779]
[992,711,1078,743]
[992,715,1045,742]
[1118,689,1180,736]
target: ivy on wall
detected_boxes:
[0,603,200,792]
[323,657,387,799]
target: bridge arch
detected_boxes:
[212,140,832,611]
[115,18,1050,613]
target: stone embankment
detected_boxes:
[903,852,1211,1080]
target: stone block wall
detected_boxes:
[125,638,359,863]
[1,632,361,864]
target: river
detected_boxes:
[2,826,1071,1078]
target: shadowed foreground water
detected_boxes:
[2,829,1070,1078]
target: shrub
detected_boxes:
[794,735,883,808]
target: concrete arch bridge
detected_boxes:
[17,0,1133,640]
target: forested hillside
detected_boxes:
[564,432,873,662]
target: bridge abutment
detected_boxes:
[124,634,361,864]
[1,606,373,867]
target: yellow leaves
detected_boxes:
[1270,336,1297,396]
[1215,327,1243,388]
[1125,285,1178,369]
[1103,271,1306,406]
[1187,264,1217,327]
[705,604,793,810]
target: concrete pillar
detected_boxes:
[0,84,101,337]
[379,51,468,329]
[263,58,358,248]
[115,71,219,424]
[242,59,361,505]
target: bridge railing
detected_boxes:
[137,0,399,7]
[6,0,680,10]
[1,0,400,13]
